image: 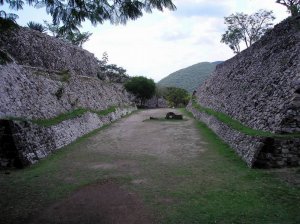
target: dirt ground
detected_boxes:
[28,108,207,224]
[29,180,152,224]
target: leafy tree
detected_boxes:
[0,10,18,22]
[124,76,156,107]
[0,16,18,31]
[96,52,129,82]
[221,10,275,53]
[27,21,46,32]
[221,29,243,54]
[1,0,176,33]
[164,87,190,108]
[44,21,92,47]
[276,0,300,16]
[64,31,92,47]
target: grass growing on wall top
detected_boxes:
[33,106,117,127]
[94,106,117,116]
[191,99,300,138]
[3,106,118,127]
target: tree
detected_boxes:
[27,21,46,33]
[1,0,176,33]
[164,87,190,108]
[0,10,18,22]
[102,52,109,65]
[221,10,275,53]
[124,76,156,107]
[64,31,92,47]
[44,21,92,47]
[276,0,300,16]
[221,29,243,54]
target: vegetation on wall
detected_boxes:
[4,106,118,127]
[158,61,222,93]
[221,10,275,54]
[276,0,300,16]
[0,17,18,32]
[97,52,129,82]
[27,21,47,33]
[191,98,300,138]
[44,21,92,47]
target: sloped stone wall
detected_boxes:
[190,17,300,168]
[0,64,132,120]
[0,25,137,168]
[0,63,136,168]
[195,17,300,134]
[0,27,100,77]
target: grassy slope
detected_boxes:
[0,109,299,224]
[158,61,222,92]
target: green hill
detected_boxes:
[158,61,222,92]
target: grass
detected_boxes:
[57,70,71,82]
[0,108,299,224]
[191,99,300,138]
[4,106,117,127]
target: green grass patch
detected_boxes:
[4,106,118,127]
[33,106,117,127]
[191,99,300,138]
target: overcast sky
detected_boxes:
[3,0,289,81]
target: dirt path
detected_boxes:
[29,108,208,224]
[88,108,207,162]
[2,109,299,224]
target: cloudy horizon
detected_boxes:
[2,0,289,81]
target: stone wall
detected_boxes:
[187,103,300,168]
[0,63,136,167]
[195,17,300,134]
[0,27,100,77]
[189,17,300,168]
[0,107,135,167]
[0,25,137,168]
[0,64,132,120]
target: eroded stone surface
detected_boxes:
[0,26,137,167]
[195,17,300,134]
[189,17,300,168]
